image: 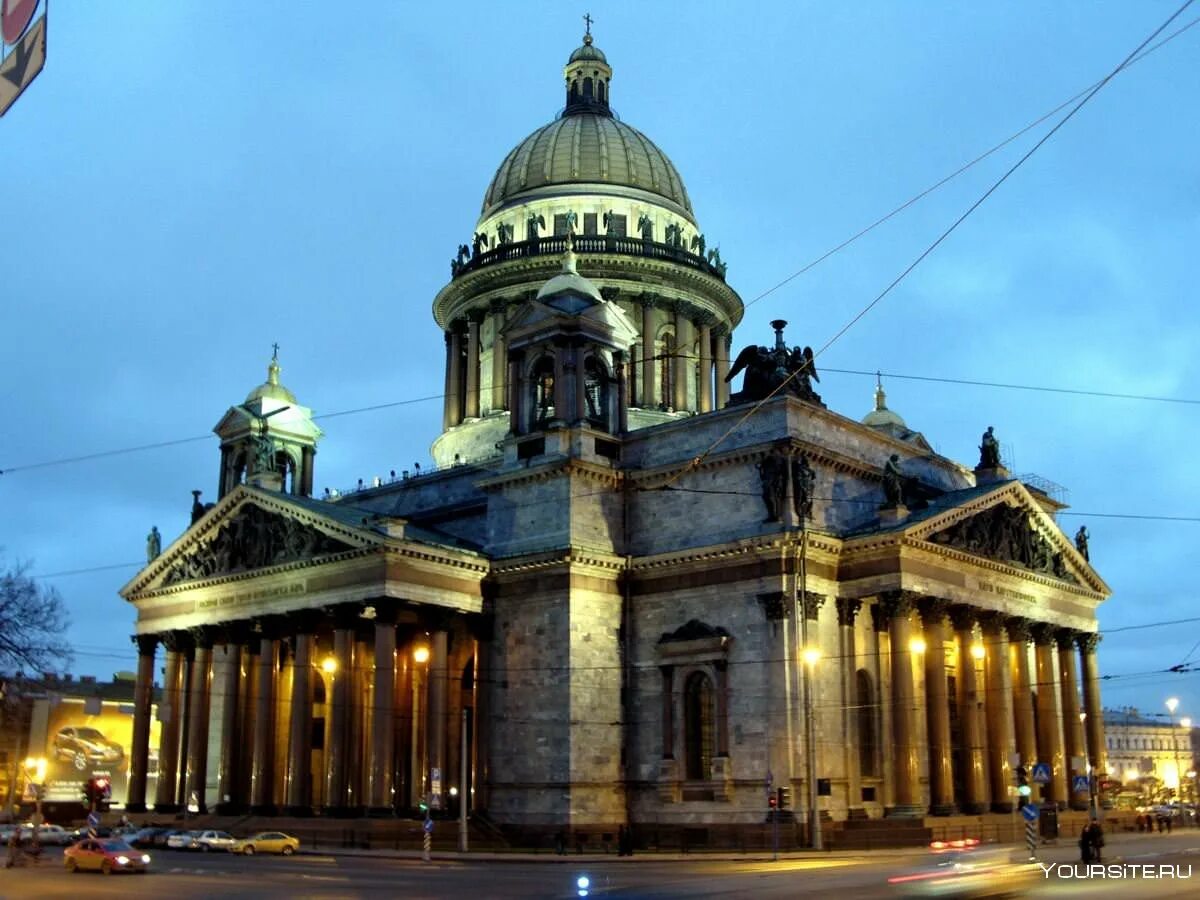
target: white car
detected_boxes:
[194,830,237,852]
[166,830,202,850]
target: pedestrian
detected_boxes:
[554,830,566,856]
[1086,818,1104,863]
[1165,812,1173,834]
[1079,827,1093,863]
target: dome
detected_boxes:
[481,116,693,219]
[245,355,297,405]
[479,34,693,220]
[862,378,906,429]
[569,43,607,63]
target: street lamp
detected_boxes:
[22,757,46,851]
[320,655,338,675]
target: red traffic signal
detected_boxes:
[94,777,111,798]
[768,794,777,808]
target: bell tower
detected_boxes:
[213,348,323,498]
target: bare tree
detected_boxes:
[0,557,72,675]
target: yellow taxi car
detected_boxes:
[64,838,150,874]
[230,831,300,856]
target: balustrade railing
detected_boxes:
[450,234,726,281]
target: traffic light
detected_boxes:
[768,792,777,810]
[777,786,791,810]
[83,776,112,811]
[1015,766,1031,807]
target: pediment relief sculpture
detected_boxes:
[162,502,354,586]
[926,503,1077,584]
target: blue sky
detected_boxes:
[2,2,1197,720]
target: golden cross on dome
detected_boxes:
[272,342,280,360]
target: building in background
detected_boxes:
[0,672,161,816]
[119,32,1112,846]
[1104,707,1197,802]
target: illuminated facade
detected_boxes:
[120,33,1112,843]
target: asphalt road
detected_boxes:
[0,832,1196,899]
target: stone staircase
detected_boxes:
[826,816,932,850]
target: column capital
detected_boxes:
[131,634,159,656]
[1075,631,1102,654]
[836,597,862,627]
[599,286,620,303]
[1006,616,1033,644]
[918,596,952,626]
[161,630,192,653]
[466,308,486,324]
[1029,621,1058,646]
[252,614,289,641]
[948,605,977,632]
[758,591,789,621]
[878,589,921,619]
[326,602,365,631]
[802,591,825,621]
[489,296,509,315]
[1055,627,1080,651]
[286,607,325,635]
[215,621,254,647]
[868,602,887,632]
[189,625,219,650]
[977,610,1008,637]
[369,601,403,627]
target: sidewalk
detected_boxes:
[301,828,1200,866]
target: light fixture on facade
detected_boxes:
[413,645,431,664]
[970,643,985,661]
[802,647,821,666]
[909,637,926,654]
[321,656,337,674]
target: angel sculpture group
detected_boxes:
[725,330,823,407]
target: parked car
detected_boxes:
[230,831,300,855]
[131,827,170,848]
[64,838,150,875]
[166,830,202,850]
[32,830,72,849]
[150,829,178,848]
[70,826,113,841]
[52,725,125,771]
[194,830,237,852]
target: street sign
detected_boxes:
[2,0,38,44]
[1031,763,1051,784]
[1073,775,1091,793]
[86,811,100,829]
[0,10,45,117]
[1020,803,1039,822]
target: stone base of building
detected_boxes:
[250,804,277,815]
[991,801,1014,814]
[216,801,247,815]
[323,806,365,818]
[929,803,958,817]
[125,802,148,813]
[885,804,926,818]
[960,802,989,815]
[283,805,314,817]
[152,803,181,814]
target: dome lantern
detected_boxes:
[564,20,613,116]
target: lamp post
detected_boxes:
[792,522,821,850]
[23,757,46,852]
[1179,717,1192,805]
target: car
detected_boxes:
[33,830,72,849]
[52,725,125,771]
[70,825,113,842]
[230,831,300,856]
[131,827,169,848]
[887,845,1041,898]
[194,830,237,852]
[166,830,202,850]
[64,838,150,875]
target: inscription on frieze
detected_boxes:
[164,503,354,586]
[927,504,1077,584]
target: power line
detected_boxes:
[670,0,1197,483]
[740,12,1200,312]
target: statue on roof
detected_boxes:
[526,213,545,240]
[725,322,823,406]
[496,222,514,245]
[563,210,578,236]
[978,425,1001,469]
[472,231,489,257]
[881,454,904,508]
[690,233,706,258]
[637,213,654,242]
[1075,525,1090,561]
[146,526,161,563]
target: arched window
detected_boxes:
[683,671,715,780]
[856,669,879,777]
[529,356,555,428]
[583,77,593,99]
[583,356,608,427]
[657,330,676,409]
[598,80,606,103]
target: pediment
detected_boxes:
[902,482,1107,594]
[122,487,378,596]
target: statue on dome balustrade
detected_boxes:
[472,231,489,257]
[690,233,706,257]
[637,213,654,242]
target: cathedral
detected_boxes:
[120,31,1110,846]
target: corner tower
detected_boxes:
[212,349,323,497]
[431,30,744,467]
